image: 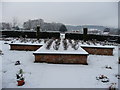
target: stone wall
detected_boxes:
[9,44,114,65]
[81,47,114,55]
[34,54,88,65]
[10,44,42,51]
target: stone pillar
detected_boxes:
[83,28,88,41]
[36,25,40,40]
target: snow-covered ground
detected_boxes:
[1,39,119,88]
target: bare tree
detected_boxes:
[12,17,19,28]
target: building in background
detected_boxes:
[23,19,44,30]
[102,28,110,35]
[23,19,62,31]
[88,29,102,35]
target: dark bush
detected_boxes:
[46,39,54,50]
[53,39,61,50]
[62,39,69,50]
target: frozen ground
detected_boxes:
[1,40,119,88]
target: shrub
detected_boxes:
[59,25,67,33]
[62,39,69,50]
[72,40,79,50]
[53,39,61,50]
[46,39,54,50]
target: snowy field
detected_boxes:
[0,39,119,88]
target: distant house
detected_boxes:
[72,30,80,33]
[103,28,110,35]
[23,19,44,30]
[23,19,63,31]
[88,29,102,35]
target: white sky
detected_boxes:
[1,1,119,28]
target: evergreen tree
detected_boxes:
[59,25,67,33]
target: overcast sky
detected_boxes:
[2,2,118,28]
